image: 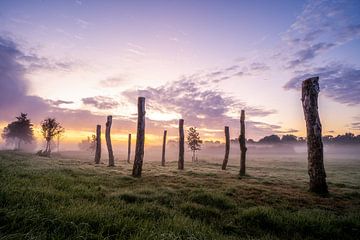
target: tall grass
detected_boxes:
[0,151,359,239]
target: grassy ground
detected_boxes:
[0,151,359,239]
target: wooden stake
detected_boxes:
[94,125,101,164]
[301,77,328,194]
[222,126,230,170]
[106,116,114,167]
[178,119,184,170]
[239,110,247,176]
[132,97,146,177]
[127,133,131,163]
[161,130,167,166]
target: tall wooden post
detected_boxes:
[161,130,167,166]
[222,126,230,170]
[106,116,114,167]
[301,77,328,194]
[127,133,131,163]
[239,110,247,176]
[94,125,101,164]
[132,97,146,177]
[178,119,184,170]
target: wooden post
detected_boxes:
[106,116,114,167]
[178,119,184,170]
[301,77,328,194]
[127,133,131,163]
[132,97,146,177]
[222,126,230,170]
[239,110,247,176]
[161,130,167,166]
[94,125,101,164]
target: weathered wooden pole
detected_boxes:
[94,125,101,164]
[222,126,230,170]
[132,97,146,177]
[301,77,328,194]
[178,119,184,170]
[106,116,114,167]
[127,133,131,163]
[161,130,167,166]
[239,110,247,176]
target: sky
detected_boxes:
[0,0,360,148]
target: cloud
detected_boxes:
[47,99,74,106]
[82,96,119,110]
[274,128,299,134]
[122,74,278,139]
[284,63,360,105]
[282,0,360,68]
[99,76,125,88]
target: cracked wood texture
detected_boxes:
[161,130,167,166]
[132,97,145,177]
[222,126,230,170]
[301,77,328,194]
[94,125,101,164]
[178,119,185,170]
[106,116,114,167]
[239,110,247,176]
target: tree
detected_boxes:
[78,135,96,152]
[40,118,64,156]
[258,134,281,144]
[187,127,202,162]
[1,113,34,150]
[281,134,298,144]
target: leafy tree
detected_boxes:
[258,134,281,144]
[187,127,202,162]
[281,134,298,143]
[78,135,96,152]
[1,113,34,150]
[40,118,64,156]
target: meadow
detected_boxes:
[0,150,359,239]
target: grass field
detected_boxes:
[0,151,359,239]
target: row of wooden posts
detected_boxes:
[92,77,328,194]
[93,96,248,177]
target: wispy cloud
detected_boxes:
[284,63,360,105]
[82,96,119,110]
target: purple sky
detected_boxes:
[0,0,359,145]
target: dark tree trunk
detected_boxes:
[132,97,146,177]
[239,110,247,176]
[106,116,114,167]
[95,125,101,164]
[161,130,167,166]
[301,77,328,194]
[222,126,230,170]
[127,133,131,163]
[178,119,184,170]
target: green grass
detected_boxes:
[0,151,359,239]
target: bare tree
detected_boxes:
[178,119,185,170]
[187,127,202,162]
[239,110,247,176]
[78,135,96,152]
[161,130,167,166]
[222,126,230,170]
[95,125,101,164]
[127,133,131,163]
[106,116,114,166]
[132,97,145,177]
[301,77,328,194]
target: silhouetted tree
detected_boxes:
[1,113,34,150]
[187,127,202,162]
[40,118,64,156]
[258,134,281,144]
[281,134,298,143]
[78,135,96,152]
